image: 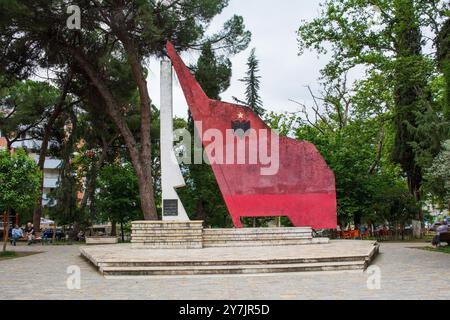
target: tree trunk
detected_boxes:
[117,30,157,222]
[195,201,205,221]
[111,221,117,237]
[69,48,157,221]
[120,222,124,242]
[2,209,10,252]
[52,222,56,243]
[33,71,72,231]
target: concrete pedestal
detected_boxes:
[131,221,328,249]
[131,221,203,249]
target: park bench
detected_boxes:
[16,232,43,245]
[439,232,450,246]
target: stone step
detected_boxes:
[132,226,204,231]
[203,228,312,235]
[132,230,202,235]
[131,235,203,240]
[100,260,365,276]
[202,234,312,241]
[203,239,317,247]
[131,243,203,249]
[97,255,366,268]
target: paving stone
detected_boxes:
[0,242,449,299]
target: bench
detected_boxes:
[439,232,450,246]
[16,232,43,245]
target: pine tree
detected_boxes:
[235,48,265,116]
[437,18,450,116]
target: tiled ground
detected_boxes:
[0,241,449,300]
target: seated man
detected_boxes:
[432,220,448,247]
[24,222,35,245]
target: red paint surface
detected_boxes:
[166,42,337,229]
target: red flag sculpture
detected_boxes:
[166,42,337,229]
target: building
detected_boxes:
[0,137,6,150]
[0,127,7,150]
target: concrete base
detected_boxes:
[131,222,328,249]
[80,240,379,277]
[131,221,203,249]
[85,237,118,245]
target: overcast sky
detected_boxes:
[148,0,328,119]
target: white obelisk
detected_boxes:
[160,59,189,221]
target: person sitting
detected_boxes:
[359,225,367,239]
[11,225,23,246]
[24,222,35,245]
[432,220,448,247]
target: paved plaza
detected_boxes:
[0,241,449,300]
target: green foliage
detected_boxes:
[424,140,450,209]
[0,79,60,147]
[235,48,265,116]
[265,97,415,227]
[0,149,41,212]
[191,42,231,100]
[0,251,16,258]
[298,0,449,229]
[437,18,450,116]
[96,163,142,225]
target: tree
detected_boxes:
[0,0,251,221]
[297,0,449,236]
[0,79,60,151]
[437,17,450,115]
[266,67,417,230]
[96,162,141,241]
[192,43,232,100]
[0,149,41,251]
[234,48,265,116]
[425,140,450,211]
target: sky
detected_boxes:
[147,0,328,119]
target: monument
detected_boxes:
[131,42,336,249]
[165,42,337,230]
[80,42,379,276]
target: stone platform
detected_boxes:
[80,240,379,277]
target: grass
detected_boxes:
[0,251,16,258]
[0,251,41,261]
[420,246,450,254]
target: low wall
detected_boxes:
[85,237,118,245]
[131,221,204,249]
